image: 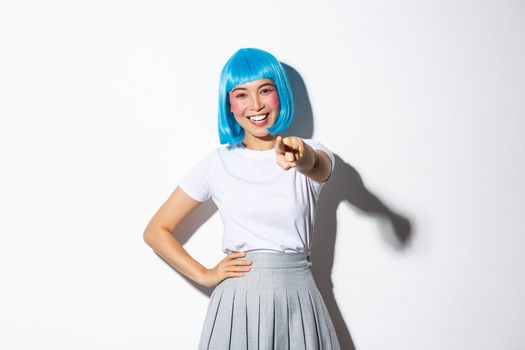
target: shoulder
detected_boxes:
[185,146,223,172]
[197,143,237,167]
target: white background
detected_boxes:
[1,0,524,349]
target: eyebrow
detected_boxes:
[230,82,275,94]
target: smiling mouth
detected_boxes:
[246,114,268,122]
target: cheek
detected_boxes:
[230,99,244,116]
[268,92,280,109]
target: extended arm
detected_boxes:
[296,148,333,183]
[274,136,333,183]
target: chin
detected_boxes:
[240,119,276,138]
[249,130,271,138]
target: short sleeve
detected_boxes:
[178,149,217,202]
[304,138,335,183]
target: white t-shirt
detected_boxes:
[178,138,335,254]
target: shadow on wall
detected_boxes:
[152,63,414,350]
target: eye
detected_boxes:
[235,93,247,98]
[261,88,274,95]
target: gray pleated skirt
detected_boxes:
[198,251,341,350]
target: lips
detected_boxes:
[246,114,268,121]
[246,113,269,126]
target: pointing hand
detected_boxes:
[274,136,316,171]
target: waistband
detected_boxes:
[243,251,312,269]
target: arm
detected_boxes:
[143,186,207,284]
[274,136,333,183]
[296,148,333,183]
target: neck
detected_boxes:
[242,134,279,151]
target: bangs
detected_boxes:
[222,50,280,94]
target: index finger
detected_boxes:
[275,136,285,154]
[228,251,246,258]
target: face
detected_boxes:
[228,78,280,139]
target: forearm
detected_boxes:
[143,227,206,284]
[296,146,332,182]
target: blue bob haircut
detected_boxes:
[217,48,295,145]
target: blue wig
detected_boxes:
[218,48,295,145]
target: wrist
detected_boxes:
[195,265,209,284]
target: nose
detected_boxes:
[250,94,264,111]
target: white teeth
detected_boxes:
[249,114,267,121]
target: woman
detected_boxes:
[143,48,341,349]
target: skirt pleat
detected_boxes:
[198,252,341,350]
[246,290,260,350]
[230,289,247,349]
[274,289,289,349]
